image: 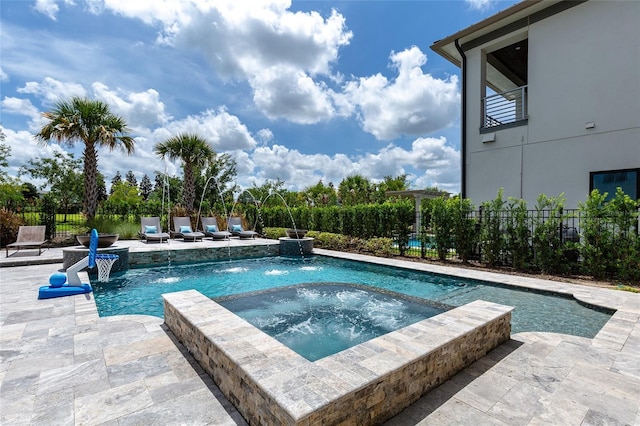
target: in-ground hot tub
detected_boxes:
[164,289,512,425]
[216,282,451,361]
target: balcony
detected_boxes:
[482,85,528,129]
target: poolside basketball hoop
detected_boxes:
[95,254,119,282]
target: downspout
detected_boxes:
[454,39,467,198]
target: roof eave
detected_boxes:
[430,0,545,67]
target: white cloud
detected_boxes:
[94,0,352,125]
[256,128,274,145]
[343,46,459,140]
[33,0,59,20]
[154,107,258,152]
[249,144,352,190]
[245,136,460,193]
[251,66,335,124]
[17,77,87,105]
[466,0,493,11]
[98,0,187,26]
[1,97,47,132]
[0,67,8,82]
[1,127,62,182]
[1,97,40,120]
[91,83,169,129]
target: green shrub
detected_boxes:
[86,216,140,239]
[362,237,393,257]
[310,231,350,250]
[0,208,24,248]
[113,221,142,240]
[504,197,531,271]
[532,194,567,274]
[581,188,640,282]
[579,189,611,279]
[607,188,640,283]
[447,196,477,263]
[480,189,505,266]
[259,202,414,239]
[263,227,287,239]
[430,197,452,260]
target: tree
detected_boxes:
[338,175,373,206]
[154,133,215,215]
[370,175,410,204]
[197,153,238,212]
[125,170,138,187]
[383,175,409,192]
[110,171,122,194]
[139,174,153,201]
[0,182,24,208]
[21,182,39,204]
[304,180,338,206]
[0,131,25,208]
[96,171,107,203]
[19,151,83,221]
[148,172,182,206]
[242,179,289,207]
[35,97,134,220]
[104,181,142,218]
[0,128,10,182]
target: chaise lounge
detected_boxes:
[172,217,204,242]
[6,225,47,257]
[227,217,260,239]
[139,217,170,243]
[200,217,232,240]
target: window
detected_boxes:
[590,168,640,201]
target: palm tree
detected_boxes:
[35,97,134,220]
[154,133,215,215]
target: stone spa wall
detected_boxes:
[164,290,513,425]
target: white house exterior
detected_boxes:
[431,0,639,208]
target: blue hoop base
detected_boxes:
[38,283,92,300]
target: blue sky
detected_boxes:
[1,0,518,193]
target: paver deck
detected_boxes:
[1,240,639,425]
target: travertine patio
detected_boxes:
[1,240,639,425]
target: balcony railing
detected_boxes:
[483,85,528,128]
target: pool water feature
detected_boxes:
[216,283,449,361]
[93,255,613,338]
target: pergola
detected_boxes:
[385,189,449,234]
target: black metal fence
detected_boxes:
[399,207,638,266]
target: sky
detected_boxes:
[1,0,519,194]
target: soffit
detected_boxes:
[430,0,562,67]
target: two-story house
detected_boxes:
[431,0,639,208]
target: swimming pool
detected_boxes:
[93,255,612,338]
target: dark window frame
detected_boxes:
[590,168,640,200]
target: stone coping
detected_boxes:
[163,290,513,425]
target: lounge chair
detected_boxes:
[139,217,170,243]
[172,217,204,242]
[200,217,232,240]
[6,225,47,257]
[227,217,260,239]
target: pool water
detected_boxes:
[93,256,612,338]
[217,283,448,361]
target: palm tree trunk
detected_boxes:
[84,143,99,221]
[183,162,195,216]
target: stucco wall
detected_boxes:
[464,0,640,208]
